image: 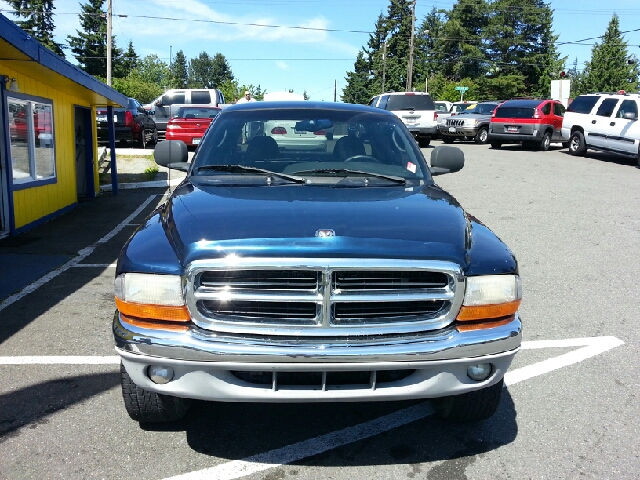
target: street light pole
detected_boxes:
[106,0,112,86]
[405,0,416,92]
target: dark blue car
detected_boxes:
[113,101,522,424]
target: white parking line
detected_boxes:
[0,356,120,365]
[0,338,620,480]
[159,336,624,480]
[0,194,160,313]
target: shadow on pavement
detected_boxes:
[141,388,518,471]
[0,372,120,439]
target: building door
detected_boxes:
[74,106,95,198]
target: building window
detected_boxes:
[7,95,56,188]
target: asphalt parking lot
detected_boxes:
[0,141,638,480]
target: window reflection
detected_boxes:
[7,96,56,184]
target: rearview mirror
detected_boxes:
[294,119,333,132]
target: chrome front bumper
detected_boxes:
[114,313,521,402]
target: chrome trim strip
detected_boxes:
[184,258,465,336]
[113,312,522,364]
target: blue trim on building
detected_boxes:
[14,202,77,235]
[12,177,57,191]
[0,76,16,235]
[0,13,128,108]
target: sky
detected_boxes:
[1,0,640,101]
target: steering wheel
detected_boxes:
[344,155,380,163]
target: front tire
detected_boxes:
[138,125,148,149]
[490,141,502,149]
[418,137,431,148]
[538,131,551,151]
[474,126,489,144]
[568,131,587,156]
[441,136,454,144]
[120,363,191,423]
[432,378,504,423]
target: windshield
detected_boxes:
[190,108,431,184]
[461,103,498,115]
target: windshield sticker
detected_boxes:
[406,162,417,173]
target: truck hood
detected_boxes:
[119,180,517,276]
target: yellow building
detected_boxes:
[0,13,127,238]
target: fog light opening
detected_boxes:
[148,365,174,384]
[467,363,492,381]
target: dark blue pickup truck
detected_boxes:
[113,102,522,424]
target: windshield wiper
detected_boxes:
[194,165,305,184]
[293,168,406,185]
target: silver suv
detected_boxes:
[369,92,438,147]
[563,92,640,165]
[439,101,500,144]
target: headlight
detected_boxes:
[456,275,521,322]
[114,273,189,322]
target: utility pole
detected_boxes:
[382,41,387,93]
[169,45,172,68]
[334,79,337,102]
[106,0,112,86]
[405,0,416,92]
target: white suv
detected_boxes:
[563,91,640,166]
[369,92,438,147]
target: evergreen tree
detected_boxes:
[116,41,138,78]
[342,52,373,104]
[438,0,488,81]
[67,0,123,77]
[380,0,414,92]
[415,8,446,92]
[8,0,64,57]
[189,52,214,88]
[483,0,559,97]
[582,15,640,93]
[211,53,234,88]
[169,50,189,89]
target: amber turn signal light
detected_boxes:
[456,299,521,322]
[115,297,191,322]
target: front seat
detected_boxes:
[246,135,280,161]
[333,135,366,161]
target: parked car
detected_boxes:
[435,101,475,136]
[439,101,500,144]
[435,101,453,114]
[96,98,158,149]
[9,106,53,147]
[562,91,640,165]
[113,101,522,425]
[263,119,328,151]
[489,99,568,151]
[369,92,438,147]
[165,106,222,147]
[143,88,226,137]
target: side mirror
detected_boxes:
[623,111,637,121]
[154,140,189,171]
[430,146,464,175]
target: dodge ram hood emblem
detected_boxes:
[316,229,335,237]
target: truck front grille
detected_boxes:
[446,119,465,127]
[186,259,464,336]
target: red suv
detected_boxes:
[488,99,569,151]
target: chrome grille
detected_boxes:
[185,258,464,336]
[446,119,465,127]
[334,270,448,291]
